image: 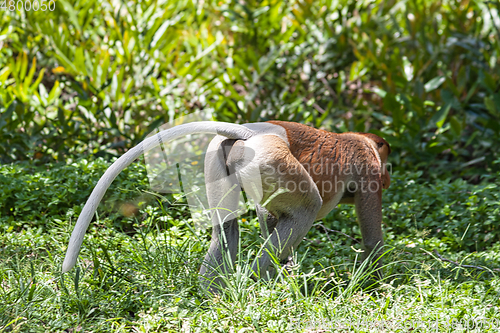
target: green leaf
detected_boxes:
[19,52,28,81]
[150,16,180,49]
[51,43,78,74]
[449,115,462,136]
[0,67,11,84]
[424,76,445,92]
[349,61,367,81]
[30,68,45,94]
[484,96,498,117]
[47,81,61,104]
[100,52,110,85]
[383,94,403,128]
[59,0,82,33]
[57,107,67,129]
[0,101,16,130]
[74,47,87,75]
[372,87,387,98]
[432,103,451,129]
[23,57,37,91]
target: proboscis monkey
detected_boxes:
[62,121,391,291]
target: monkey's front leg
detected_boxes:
[354,177,385,275]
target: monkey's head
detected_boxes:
[359,133,392,189]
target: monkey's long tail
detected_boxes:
[62,121,255,273]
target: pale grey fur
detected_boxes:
[62,122,255,273]
[200,133,322,290]
[63,121,385,293]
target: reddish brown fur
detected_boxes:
[267,121,391,205]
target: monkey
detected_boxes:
[62,120,391,291]
[198,121,391,288]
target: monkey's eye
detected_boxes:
[377,142,384,149]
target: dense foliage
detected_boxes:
[2,0,500,331]
[1,160,500,331]
[1,159,499,253]
[1,0,500,176]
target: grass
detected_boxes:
[1,0,500,331]
[1,160,500,332]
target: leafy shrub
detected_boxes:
[383,171,500,251]
[0,158,151,230]
[1,158,499,253]
[1,0,499,176]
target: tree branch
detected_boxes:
[433,250,500,272]
[314,223,360,243]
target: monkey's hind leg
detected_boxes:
[256,204,278,239]
[199,137,242,292]
[236,135,323,280]
[254,201,321,280]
